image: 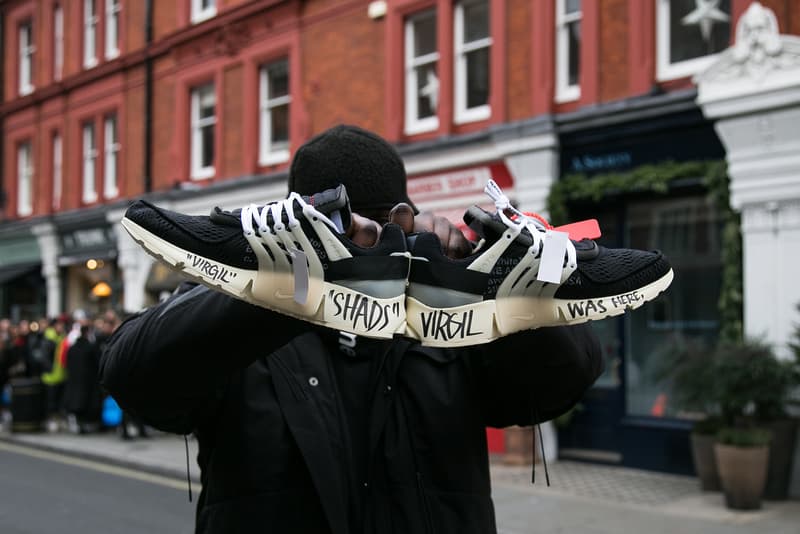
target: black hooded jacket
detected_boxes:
[100,284,602,534]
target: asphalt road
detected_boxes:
[0,441,195,534]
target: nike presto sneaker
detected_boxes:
[121,185,410,339]
[405,180,673,347]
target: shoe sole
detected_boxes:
[121,217,407,339]
[406,269,674,348]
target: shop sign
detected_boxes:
[59,226,117,265]
[407,162,513,204]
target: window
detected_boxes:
[454,0,491,123]
[405,10,439,135]
[656,0,731,81]
[555,0,581,102]
[105,0,121,59]
[19,21,35,96]
[54,5,64,80]
[17,142,34,217]
[84,0,98,68]
[104,115,120,198]
[82,123,98,203]
[259,60,291,165]
[190,84,216,180]
[52,133,63,210]
[625,197,722,417]
[191,0,217,24]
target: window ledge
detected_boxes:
[454,105,490,125]
[657,54,719,83]
[259,150,290,167]
[191,167,215,181]
[556,85,581,104]
[404,118,439,137]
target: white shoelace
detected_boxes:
[484,179,576,284]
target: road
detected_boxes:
[0,441,195,534]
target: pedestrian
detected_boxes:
[63,323,103,434]
[100,125,605,533]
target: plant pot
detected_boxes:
[764,418,799,500]
[690,433,721,491]
[715,443,769,510]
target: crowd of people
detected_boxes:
[0,310,146,438]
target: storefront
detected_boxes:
[56,212,121,316]
[554,91,727,474]
[0,226,44,321]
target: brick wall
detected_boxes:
[599,0,629,103]
[506,0,532,121]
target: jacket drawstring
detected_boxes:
[185,434,193,502]
[531,403,550,486]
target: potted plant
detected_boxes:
[657,338,723,491]
[712,339,782,510]
[715,427,772,510]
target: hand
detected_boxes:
[388,204,473,259]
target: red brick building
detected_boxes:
[2,0,800,476]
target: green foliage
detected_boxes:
[693,416,724,436]
[546,159,742,344]
[716,427,772,448]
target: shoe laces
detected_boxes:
[240,193,341,239]
[484,180,577,283]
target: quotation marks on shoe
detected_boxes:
[327,290,401,333]
[186,253,238,284]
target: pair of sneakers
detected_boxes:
[121,182,673,347]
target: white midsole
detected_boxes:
[121,217,407,339]
[406,269,674,348]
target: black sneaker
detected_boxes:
[121,185,410,339]
[405,180,673,347]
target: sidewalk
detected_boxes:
[2,428,799,533]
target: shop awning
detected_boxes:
[0,263,39,285]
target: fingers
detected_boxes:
[347,213,382,248]
[413,212,473,259]
[388,203,416,234]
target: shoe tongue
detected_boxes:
[303,184,351,233]
[463,206,533,247]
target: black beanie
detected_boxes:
[288,124,418,214]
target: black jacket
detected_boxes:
[100,284,602,534]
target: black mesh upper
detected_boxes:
[125,201,258,270]
[554,247,671,299]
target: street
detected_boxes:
[0,441,194,534]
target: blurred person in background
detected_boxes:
[64,323,103,434]
[42,316,69,432]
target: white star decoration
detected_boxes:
[681,0,730,42]
[419,68,439,112]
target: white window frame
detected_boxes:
[84,0,98,68]
[259,60,291,166]
[52,133,63,211]
[17,142,34,217]
[190,84,216,180]
[82,122,98,203]
[191,0,217,24]
[19,21,35,96]
[555,0,581,103]
[656,0,729,81]
[105,0,121,60]
[454,0,492,124]
[104,115,120,198]
[405,10,439,135]
[54,5,64,81]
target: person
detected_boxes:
[63,323,103,434]
[100,125,603,534]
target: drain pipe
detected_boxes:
[144,0,154,194]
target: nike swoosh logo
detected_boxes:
[510,314,535,321]
[273,290,295,300]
